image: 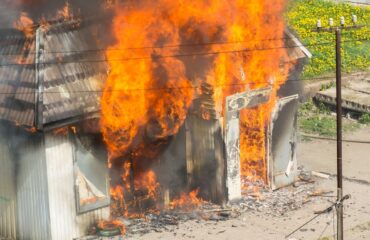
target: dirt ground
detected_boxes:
[126,125,370,240]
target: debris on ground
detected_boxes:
[85,167,333,238]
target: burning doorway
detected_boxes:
[225,89,299,201]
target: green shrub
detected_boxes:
[359,113,370,124]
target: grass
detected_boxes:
[286,0,370,77]
[298,100,361,136]
[359,113,370,124]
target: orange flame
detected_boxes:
[101,0,292,213]
[97,219,126,235]
[57,1,73,20]
[169,189,204,211]
[14,12,34,38]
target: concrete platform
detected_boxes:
[315,79,370,114]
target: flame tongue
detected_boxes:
[101,0,290,216]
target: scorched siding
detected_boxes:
[16,135,51,240]
[44,133,109,240]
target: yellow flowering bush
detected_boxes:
[287,0,370,77]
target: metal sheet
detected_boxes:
[185,115,226,204]
[16,134,51,240]
[0,131,17,239]
[268,95,299,190]
[44,133,109,240]
[0,20,108,129]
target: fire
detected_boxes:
[57,1,73,20]
[14,12,34,38]
[101,0,291,216]
[169,189,204,211]
[97,220,126,236]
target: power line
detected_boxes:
[300,134,370,144]
[0,29,369,57]
[0,36,294,56]
[0,37,369,67]
[0,73,367,95]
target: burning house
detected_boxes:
[0,1,311,239]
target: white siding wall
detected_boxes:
[0,135,17,239]
[44,133,109,240]
[16,135,51,240]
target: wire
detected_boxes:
[0,72,368,95]
[0,75,345,95]
[317,219,331,240]
[300,134,370,144]
[0,37,369,67]
[0,29,369,57]
[0,36,294,56]
[286,212,326,239]
[286,195,350,239]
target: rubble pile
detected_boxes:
[85,168,333,239]
[238,168,332,217]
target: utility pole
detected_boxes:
[314,16,364,240]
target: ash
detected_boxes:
[123,203,240,236]
[89,170,328,238]
[238,174,316,217]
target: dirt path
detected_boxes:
[298,125,370,183]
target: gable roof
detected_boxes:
[0,20,310,130]
[0,19,108,130]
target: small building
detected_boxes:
[0,18,310,240]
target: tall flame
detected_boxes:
[101,0,291,214]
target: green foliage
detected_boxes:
[298,100,360,136]
[298,100,315,115]
[317,102,331,114]
[359,113,370,124]
[287,0,370,77]
[300,115,337,136]
[320,81,335,91]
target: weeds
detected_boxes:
[359,113,370,124]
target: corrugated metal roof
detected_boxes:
[0,19,108,129]
[0,23,308,130]
[0,30,36,127]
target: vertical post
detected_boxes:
[35,27,44,130]
[335,28,344,240]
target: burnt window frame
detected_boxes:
[70,130,111,214]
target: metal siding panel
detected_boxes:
[44,133,109,240]
[0,133,17,239]
[269,95,299,190]
[16,135,51,240]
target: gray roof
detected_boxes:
[0,20,310,130]
[0,19,108,129]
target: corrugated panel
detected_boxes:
[16,134,51,240]
[186,114,226,204]
[268,95,299,190]
[0,20,108,128]
[0,131,17,239]
[0,29,36,127]
[41,21,108,127]
[44,133,109,240]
